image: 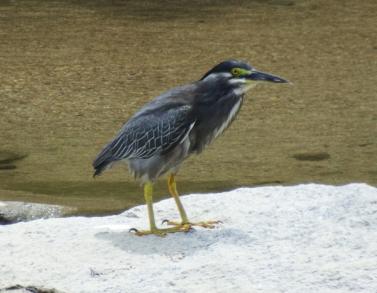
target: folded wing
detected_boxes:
[93,104,194,176]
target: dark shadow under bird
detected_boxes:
[93,60,288,236]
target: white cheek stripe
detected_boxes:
[203,72,232,81]
[233,82,258,96]
[228,78,246,85]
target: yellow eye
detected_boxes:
[231,68,242,77]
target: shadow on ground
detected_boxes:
[95,227,253,256]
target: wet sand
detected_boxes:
[0,0,376,215]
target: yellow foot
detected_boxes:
[162,220,222,229]
[129,225,192,237]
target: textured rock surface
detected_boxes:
[0,184,376,293]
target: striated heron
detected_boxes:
[93,60,288,236]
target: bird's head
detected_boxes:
[200,60,288,95]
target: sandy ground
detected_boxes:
[0,0,376,214]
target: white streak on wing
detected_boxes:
[113,136,124,150]
[115,142,128,158]
[160,119,164,146]
[213,99,242,139]
[179,121,196,144]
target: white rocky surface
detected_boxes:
[1,184,376,293]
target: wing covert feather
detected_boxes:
[93,105,194,168]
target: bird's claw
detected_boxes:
[161,220,195,232]
[129,227,167,237]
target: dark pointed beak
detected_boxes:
[246,70,288,83]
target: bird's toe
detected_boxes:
[163,219,222,229]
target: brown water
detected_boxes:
[0,0,376,216]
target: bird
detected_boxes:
[93,60,288,236]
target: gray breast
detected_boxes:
[189,94,244,154]
[212,98,243,139]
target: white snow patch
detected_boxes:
[1,184,377,293]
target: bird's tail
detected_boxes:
[92,145,114,177]
[92,160,110,177]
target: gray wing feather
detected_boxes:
[93,105,194,172]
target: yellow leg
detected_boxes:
[130,182,191,236]
[168,174,189,223]
[165,174,221,229]
[145,182,158,231]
